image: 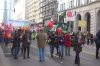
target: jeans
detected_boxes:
[14,47,20,59]
[4,38,9,47]
[0,38,2,43]
[0,38,4,43]
[59,45,64,57]
[75,51,80,65]
[65,47,70,56]
[50,44,55,56]
[39,48,45,61]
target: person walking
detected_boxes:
[22,30,31,59]
[95,30,100,59]
[55,32,60,55]
[48,32,56,57]
[65,32,71,56]
[86,32,91,45]
[90,33,94,45]
[4,30,11,47]
[59,33,65,59]
[73,33,82,66]
[10,30,15,55]
[13,31,21,59]
[0,30,3,43]
[36,29,47,62]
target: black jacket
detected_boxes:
[95,30,100,47]
[13,33,21,47]
[73,36,82,52]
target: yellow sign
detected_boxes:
[78,20,87,28]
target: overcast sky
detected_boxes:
[0,0,4,23]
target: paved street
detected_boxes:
[0,40,100,66]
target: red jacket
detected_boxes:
[4,32,11,38]
[65,33,71,47]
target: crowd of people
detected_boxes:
[0,28,32,59]
[47,31,83,65]
[0,28,100,66]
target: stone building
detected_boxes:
[58,0,100,35]
[39,0,58,26]
[25,0,40,23]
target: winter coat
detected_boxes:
[4,32,11,39]
[95,30,100,48]
[65,33,71,47]
[48,34,56,45]
[55,35,60,47]
[73,36,82,52]
[13,33,21,47]
[59,36,65,45]
[36,32,47,48]
[22,32,31,48]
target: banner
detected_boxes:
[78,20,87,28]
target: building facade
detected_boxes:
[13,0,25,20]
[58,0,100,35]
[39,0,58,26]
[25,0,58,25]
[25,0,41,23]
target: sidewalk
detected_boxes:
[0,43,11,66]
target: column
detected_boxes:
[73,16,78,33]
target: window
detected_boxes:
[78,0,80,6]
[72,0,74,7]
[60,4,62,11]
[47,11,49,16]
[50,10,52,15]
[48,10,50,15]
[60,3,66,11]
[70,1,72,8]
[52,10,54,15]
[84,0,87,4]
[63,3,65,10]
